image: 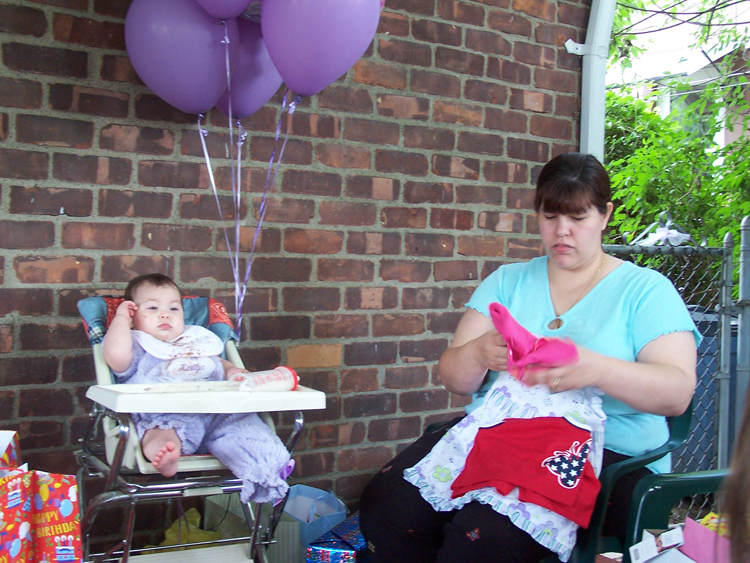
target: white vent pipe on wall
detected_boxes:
[564,0,618,162]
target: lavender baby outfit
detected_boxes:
[114,326,292,504]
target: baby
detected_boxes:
[102,273,294,503]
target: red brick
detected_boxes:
[403,181,453,204]
[18,420,65,450]
[254,197,315,224]
[0,221,54,248]
[427,311,463,334]
[410,69,461,97]
[142,224,212,252]
[404,125,454,151]
[139,161,207,189]
[316,143,370,169]
[400,339,447,363]
[380,260,431,282]
[509,88,554,113]
[180,194,246,221]
[10,186,92,216]
[0,4,47,36]
[54,153,131,184]
[536,22,578,47]
[434,260,478,281]
[2,43,88,78]
[413,18,462,45]
[432,155,480,179]
[487,10,532,36]
[375,150,429,176]
[487,58,532,85]
[250,316,311,341]
[251,257,312,282]
[558,2,589,28]
[100,255,171,282]
[0,77,42,108]
[20,322,87,351]
[478,211,524,233]
[284,229,343,254]
[353,60,408,90]
[317,86,374,114]
[436,0,486,25]
[62,222,134,250]
[283,287,340,311]
[346,232,401,255]
[0,149,47,180]
[378,38,432,67]
[556,94,581,118]
[53,14,125,50]
[508,237,544,259]
[0,357,57,386]
[290,113,341,139]
[378,12,410,36]
[100,190,171,218]
[281,170,342,197]
[19,389,74,417]
[382,207,427,229]
[431,208,473,230]
[340,368,379,394]
[433,101,482,126]
[0,325,11,354]
[94,0,130,18]
[180,256,237,283]
[377,95,430,120]
[217,287,277,314]
[62,354,96,383]
[250,137,312,166]
[134,94,194,123]
[0,390,13,419]
[385,365,429,389]
[315,314,369,338]
[530,114,573,140]
[458,235,505,256]
[368,416,422,442]
[318,259,374,282]
[309,421,366,448]
[507,137,549,162]
[373,313,425,337]
[49,84,128,117]
[100,54,141,83]
[343,118,400,145]
[217,226,281,253]
[514,41,555,68]
[456,184,504,205]
[344,287,399,310]
[452,287,476,308]
[0,289,53,316]
[319,201,377,226]
[337,446,393,472]
[17,114,93,148]
[14,255,94,283]
[457,131,504,155]
[485,107,527,133]
[535,68,579,93]
[100,125,174,155]
[464,79,508,105]
[466,29,512,55]
[436,46,484,76]
[346,176,400,200]
[294,452,335,478]
[405,233,454,257]
[402,288,451,309]
[0,113,7,141]
[484,160,528,183]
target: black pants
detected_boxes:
[359,417,650,563]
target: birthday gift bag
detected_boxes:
[0,434,82,563]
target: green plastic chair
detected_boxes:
[543,399,694,563]
[621,467,729,563]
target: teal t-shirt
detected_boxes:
[465,256,701,473]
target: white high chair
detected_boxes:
[75,295,326,563]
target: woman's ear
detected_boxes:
[602,202,614,229]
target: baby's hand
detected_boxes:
[226,367,251,382]
[115,300,137,326]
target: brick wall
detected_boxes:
[0,0,587,506]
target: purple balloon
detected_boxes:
[195,0,251,19]
[125,0,239,114]
[261,0,381,96]
[216,19,282,118]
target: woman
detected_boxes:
[359,153,700,563]
[725,388,750,563]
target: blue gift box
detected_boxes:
[306,513,372,563]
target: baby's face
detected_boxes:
[130,283,185,342]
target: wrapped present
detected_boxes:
[0,430,21,470]
[0,467,82,563]
[306,513,371,563]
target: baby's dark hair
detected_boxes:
[124,273,180,301]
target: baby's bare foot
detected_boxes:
[152,441,179,477]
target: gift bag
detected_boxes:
[0,470,82,563]
[283,485,347,547]
[0,432,20,471]
[307,513,372,562]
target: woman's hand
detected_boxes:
[438,309,508,396]
[522,345,602,392]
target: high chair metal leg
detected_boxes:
[121,500,137,563]
[241,502,263,561]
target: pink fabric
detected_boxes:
[489,302,578,382]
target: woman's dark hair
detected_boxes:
[124,273,180,301]
[534,152,611,215]
[725,389,750,563]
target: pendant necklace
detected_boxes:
[547,255,607,330]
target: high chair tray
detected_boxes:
[86,382,326,413]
